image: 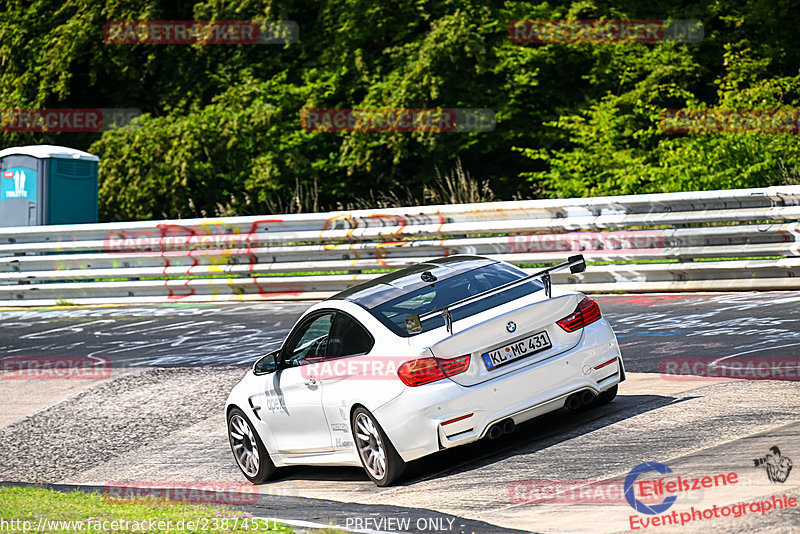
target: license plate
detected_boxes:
[482,330,552,370]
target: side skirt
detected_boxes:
[271,449,362,468]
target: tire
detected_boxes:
[351,406,407,486]
[227,408,277,484]
[593,385,618,407]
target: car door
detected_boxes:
[320,312,376,450]
[253,311,335,454]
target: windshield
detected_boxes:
[369,263,543,337]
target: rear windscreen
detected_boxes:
[369,263,543,337]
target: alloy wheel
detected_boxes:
[229,413,260,477]
[354,412,386,480]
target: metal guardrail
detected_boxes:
[1,186,799,306]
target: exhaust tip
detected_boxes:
[581,390,596,405]
[502,418,516,435]
[565,394,582,410]
[487,424,503,440]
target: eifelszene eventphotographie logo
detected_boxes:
[624,462,678,515]
[753,446,793,483]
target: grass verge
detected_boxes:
[0,486,295,533]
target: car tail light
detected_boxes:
[557,297,602,332]
[397,354,471,386]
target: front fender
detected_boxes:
[225,370,280,458]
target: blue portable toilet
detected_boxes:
[0,145,99,227]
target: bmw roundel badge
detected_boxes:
[506,321,516,333]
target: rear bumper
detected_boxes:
[374,318,623,462]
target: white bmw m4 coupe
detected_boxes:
[226,254,625,486]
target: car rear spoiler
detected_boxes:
[404,255,587,335]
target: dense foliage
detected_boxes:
[1,0,798,220]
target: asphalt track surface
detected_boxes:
[2,292,800,533]
[2,292,800,371]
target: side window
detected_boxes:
[327,313,374,358]
[282,313,334,367]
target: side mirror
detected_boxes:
[568,254,586,274]
[253,350,280,375]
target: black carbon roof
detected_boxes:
[326,255,497,309]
